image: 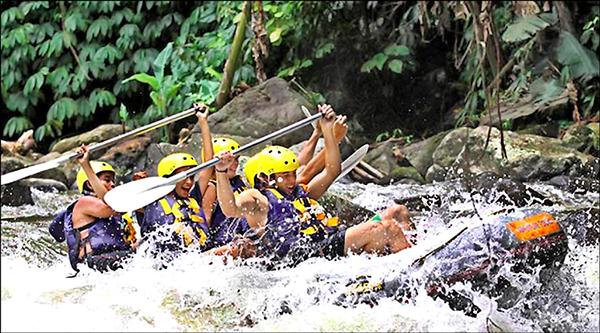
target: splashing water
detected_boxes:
[1,183,598,332]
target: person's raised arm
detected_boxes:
[297,125,321,167]
[201,182,217,225]
[297,114,347,184]
[306,105,342,200]
[215,152,268,227]
[195,103,214,196]
[76,145,108,200]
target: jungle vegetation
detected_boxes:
[1,1,598,149]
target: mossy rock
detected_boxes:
[388,166,426,184]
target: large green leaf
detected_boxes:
[502,15,549,43]
[556,31,600,81]
[388,59,404,74]
[153,42,173,82]
[122,73,160,91]
[361,53,388,73]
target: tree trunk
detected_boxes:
[216,1,251,109]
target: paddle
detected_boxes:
[335,144,369,183]
[1,106,201,186]
[104,113,323,212]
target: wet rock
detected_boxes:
[363,141,400,178]
[427,126,594,182]
[548,175,600,194]
[20,178,68,193]
[320,192,375,227]
[207,78,313,147]
[1,181,33,206]
[50,124,124,154]
[1,155,29,174]
[425,164,447,183]
[387,166,425,184]
[99,136,153,181]
[401,131,450,177]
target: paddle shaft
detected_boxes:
[1,107,198,185]
[167,113,323,185]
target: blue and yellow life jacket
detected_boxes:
[57,200,131,272]
[141,193,209,250]
[209,175,250,246]
[267,184,340,241]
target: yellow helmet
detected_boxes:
[244,146,299,187]
[202,137,240,162]
[157,153,198,177]
[76,160,116,193]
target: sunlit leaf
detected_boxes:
[388,59,404,73]
[269,27,283,43]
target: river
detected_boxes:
[1,181,598,332]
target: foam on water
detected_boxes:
[1,183,598,331]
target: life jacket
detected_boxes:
[50,203,138,248]
[257,188,302,259]
[141,193,209,250]
[62,200,130,272]
[209,176,250,246]
[267,184,340,241]
[121,211,141,247]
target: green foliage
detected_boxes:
[3,116,33,137]
[375,128,412,143]
[0,1,199,140]
[556,31,599,82]
[502,15,550,43]
[361,43,411,74]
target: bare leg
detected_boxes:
[343,218,411,255]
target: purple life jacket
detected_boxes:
[141,193,210,252]
[258,188,302,259]
[62,200,130,272]
[209,176,250,246]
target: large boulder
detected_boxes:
[50,124,124,154]
[20,178,68,193]
[206,78,313,147]
[1,181,33,206]
[427,126,594,182]
[400,131,450,177]
[99,135,153,181]
[363,141,404,176]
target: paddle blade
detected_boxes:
[335,144,369,183]
[301,106,317,129]
[104,177,175,213]
[1,160,62,186]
